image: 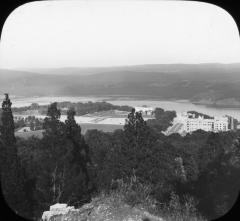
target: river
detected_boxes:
[10,96,240,121]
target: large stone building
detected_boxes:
[181,112,229,133]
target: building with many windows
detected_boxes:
[181,113,229,133]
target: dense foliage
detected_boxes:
[12,101,132,116]
[0,95,32,218]
[14,115,43,130]
[1,97,240,220]
[187,111,213,119]
[147,107,176,132]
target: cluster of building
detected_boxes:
[118,106,237,135]
[134,106,154,116]
[178,112,235,134]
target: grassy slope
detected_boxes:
[15,124,123,139]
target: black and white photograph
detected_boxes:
[0,0,240,220]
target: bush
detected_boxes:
[94,175,206,221]
[162,192,206,221]
[111,173,157,211]
[92,172,158,215]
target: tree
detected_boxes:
[121,109,160,180]
[30,103,39,109]
[30,121,35,131]
[0,94,31,219]
[43,102,62,137]
[0,94,16,145]
[37,104,92,209]
[124,108,155,149]
[154,107,164,119]
[174,132,240,220]
[84,109,181,203]
[64,107,93,203]
[37,102,67,207]
[147,108,176,133]
[85,129,121,190]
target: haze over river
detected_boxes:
[9,96,240,121]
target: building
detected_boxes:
[226,115,236,130]
[213,117,228,132]
[181,113,229,133]
[134,106,154,116]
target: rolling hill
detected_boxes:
[1,63,240,106]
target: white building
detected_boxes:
[184,116,212,133]
[213,117,228,132]
[181,114,228,133]
[134,106,154,116]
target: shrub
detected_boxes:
[162,192,206,221]
[111,173,157,211]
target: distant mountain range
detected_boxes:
[1,63,240,107]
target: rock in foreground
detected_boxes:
[42,197,164,221]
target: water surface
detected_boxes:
[11,96,240,120]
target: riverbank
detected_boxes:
[10,95,240,120]
[192,98,240,108]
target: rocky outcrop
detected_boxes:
[42,199,164,221]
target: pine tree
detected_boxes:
[0,94,16,145]
[65,107,91,187]
[121,108,157,177]
[39,104,92,207]
[43,102,63,138]
[39,102,67,205]
[0,94,31,218]
[124,108,155,149]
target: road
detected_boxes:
[166,123,183,135]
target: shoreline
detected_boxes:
[10,95,240,121]
[192,101,240,109]
[11,94,240,109]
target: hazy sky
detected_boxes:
[0,0,240,69]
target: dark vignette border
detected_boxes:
[0,0,239,220]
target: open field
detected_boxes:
[14,109,153,126]
[80,123,123,134]
[15,130,45,139]
[15,123,124,139]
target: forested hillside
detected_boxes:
[0,96,240,220]
[1,63,240,106]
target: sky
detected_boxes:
[0,0,240,69]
